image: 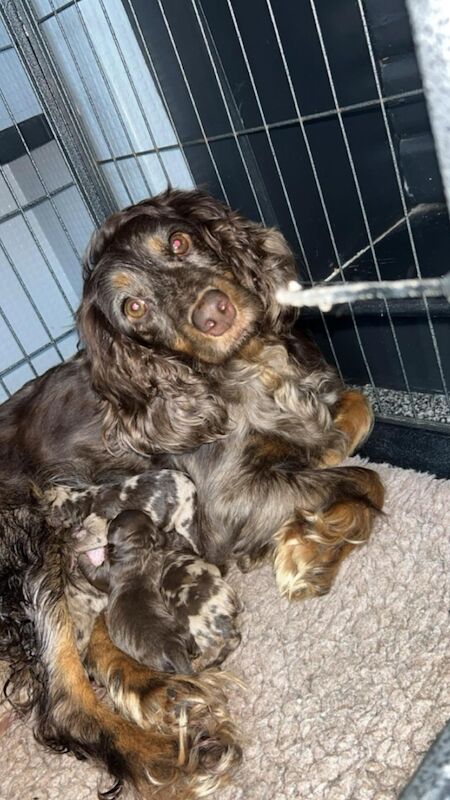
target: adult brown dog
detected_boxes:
[0,188,383,797]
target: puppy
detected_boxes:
[78,510,194,674]
[45,469,241,671]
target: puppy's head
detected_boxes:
[107,510,161,564]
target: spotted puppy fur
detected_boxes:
[45,469,241,671]
[162,553,242,671]
[78,509,194,673]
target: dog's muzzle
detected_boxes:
[192,289,236,336]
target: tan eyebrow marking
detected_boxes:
[111,272,131,289]
[144,235,165,254]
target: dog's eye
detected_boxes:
[169,231,190,255]
[123,297,147,320]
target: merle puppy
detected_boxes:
[46,469,241,674]
[78,510,194,675]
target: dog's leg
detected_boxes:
[320,389,374,466]
[29,554,240,798]
[273,466,384,599]
[160,553,242,670]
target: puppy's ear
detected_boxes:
[77,296,228,456]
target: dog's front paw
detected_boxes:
[161,554,242,669]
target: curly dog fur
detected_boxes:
[0,188,383,797]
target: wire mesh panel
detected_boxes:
[31,0,194,203]
[1,0,449,429]
[121,0,450,425]
[0,10,93,398]
[0,0,194,399]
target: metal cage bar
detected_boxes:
[355,0,450,412]
[1,0,114,224]
[91,89,425,163]
[121,0,195,186]
[42,0,135,205]
[0,0,448,427]
[96,0,172,189]
[304,0,417,417]
[190,0,267,225]
[155,0,230,204]
[225,0,390,395]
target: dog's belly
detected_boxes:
[176,435,301,565]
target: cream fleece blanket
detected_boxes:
[1,458,449,800]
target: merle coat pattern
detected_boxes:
[0,189,383,798]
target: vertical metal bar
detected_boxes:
[0,0,114,223]
[156,0,230,204]
[0,235,64,360]
[355,0,450,411]
[0,377,10,397]
[195,0,281,228]
[44,0,134,205]
[0,175,76,320]
[262,0,382,391]
[0,123,76,319]
[121,0,195,187]
[299,0,418,417]
[191,0,266,224]
[70,0,156,199]
[96,0,172,190]
[0,155,76,318]
[0,304,39,378]
[225,0,382,386]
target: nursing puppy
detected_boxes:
[46,469,241,672]
[78,509,194,674]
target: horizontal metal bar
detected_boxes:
[301,295,450,318]
[277,273,450,311]
[0,180,74,223]
[0,327,76,379]
[38,0,79,24]
[96,87,425,166]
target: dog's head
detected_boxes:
[79,189,298,363]
[77,189,298,454]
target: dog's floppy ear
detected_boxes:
[253,225,299,333]
[77,297,228,456]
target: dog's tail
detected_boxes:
[0,508,241,798]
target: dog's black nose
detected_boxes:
[192,289,236,336]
